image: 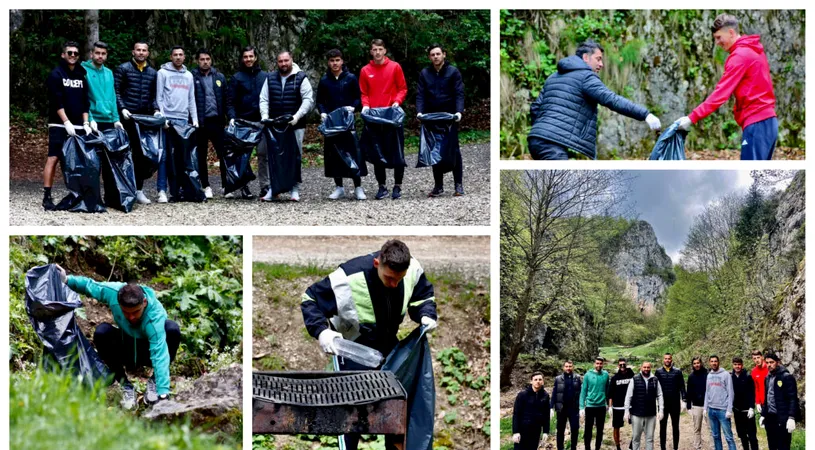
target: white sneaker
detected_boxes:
[224,191,237,199]
[157,191,168,203]
[290,187,300,202]
[135,190,151,204]
[204,186,213,199]
[261,190,274,202]
[328,187,345,200]
[354,187,367,200]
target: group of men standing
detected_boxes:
[512,351,800,450]
[43,38,466,210]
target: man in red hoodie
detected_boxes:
[675,14,778,160]
[359,39,408,200]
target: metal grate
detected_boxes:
[253,371,405,407]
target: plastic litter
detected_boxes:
[333,338,384,368]
[318,107,367,178]
[166,121,206,202]
[361,106,406,168]
[92,128,137,212]
[223,119,262,194]
[416,112,459,172]
[649,122,687,160]
[131,114,167,180]
[55,134,106,213]
[262,115,301,196]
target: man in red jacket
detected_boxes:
[675,14,778,160]
[359,39,408,200]
[750,350,769,414]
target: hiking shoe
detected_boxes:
[157,191,168,203]
[135,190,151,204]
[120,381,136,410]
[145,376,158,405]
[43,196,56,211]
[290,186,300,202]
[204,186,213,199]
[391,185,402,200]
[428,186,444,197]
[375,185,389,200]
[241,186,255,200]
[354,187,366,200]
[454,183,465,196]
[329,186,345,200]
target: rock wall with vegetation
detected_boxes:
[500,10,806,159]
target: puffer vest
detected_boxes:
[267,71,307,129]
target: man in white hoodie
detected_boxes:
[156,46,198,203]
[259,51,314,202]
[704,355,737,450]
[624,361,664,450]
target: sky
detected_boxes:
[626,170,754,263]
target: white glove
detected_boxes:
[417,113,424,119]
[114,121,123,130]
[192,121,199,128]
[154,111,162,117]
[229,119,235,127]
[317,329,343,354]
[421,316,437,332]
[163,120,170,130]
[90,121,99,132]
[288,116,298,126]
[759,416,765,428]
[624,412,630,422]
[579,409,585,419]
[541,433,548,443]
[645,113,661,131]
[658,412,664,422]
[121,109,132,120]
[344,106,354,112]
[725,410,732,419]
[320,113,327,123]
[786,418,795,433]
[676,116,692,131]
[82,122,93,135]
[63,121,77,137]
[747,408,755,419]
[454,112,462,122]
[362,106,370,114]
[607,407,612,417]
[756,404,762,414]
[512,433,521,444]
[55,264,67,284]
[391,102,399,108]
[686,405,691,413]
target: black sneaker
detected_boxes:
[454,183,465,196]
[391,185,402,200]
[43,196,56,211]
[375,185,389,200]
[428,186,444,197]
[241,186,255,200]
[145,375,158,405]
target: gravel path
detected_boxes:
[9,143,490,226]
[254,235,490,278]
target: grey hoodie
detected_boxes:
[704,367,734,413]
[156,62,197,122]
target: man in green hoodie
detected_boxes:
[82,42,123,133]
[580,356,610,450]
[60,267,179,410]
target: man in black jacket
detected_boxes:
[550,361,581,450]
[316,48,365,200]
[513,371,551,450]
[685,357,708,450]
[527,40,661,160]
[225,45,266,198]
[43,41,91,211]
[191,48,233,199]
[761,353,799,450]
[731,357,759,450]
[417,43,465,197]
[114,41,160,205]
[654,353,685,450]
[608,358,634,450]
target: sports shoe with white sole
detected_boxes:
[354,187,367,200]
[204,186,213,199]
[121,381,136,410]
[328,187,345,200]
[145,376,158,404]
[157,191,168,203]
[135,190,151,204]
[290,187,300,202]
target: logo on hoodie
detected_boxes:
[63,79,83,88]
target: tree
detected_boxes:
[84,10,99,59]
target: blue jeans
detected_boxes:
[528,136,569,160]
[708,408,737,450]
[741,117,778,160]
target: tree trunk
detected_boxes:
[10,10,24,34]
[84,10,99,59]
[500,265,537,388]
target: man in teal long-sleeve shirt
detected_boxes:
[63,269,179,410]
[81,41,123,133]
[581,357,611,450]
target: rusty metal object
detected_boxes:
[252,371,408,435]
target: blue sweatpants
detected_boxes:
[741,117,778,160]
[528,136,569,160]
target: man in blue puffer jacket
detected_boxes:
[528,40,662,160]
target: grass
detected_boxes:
[254,262,332,282]
[10,369,233,450]
[600,336,674,364]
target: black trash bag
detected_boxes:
[25,264,111,385]
[361,106,406,168]
[131,114,167,180]
[262,115,301,196]
[55,134,106,213]
[166,122,206,202]
[93,128,137,212]
[223,119,262,194]
[318,107,367,178]
[380,326,435,450]
[649,122,687,160]
[416,112,459,172]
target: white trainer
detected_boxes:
[204,186,213,199]
[157,191,168,203]
[135,190,151,204]
[328,187,345,200]
[354,187,367,200]
[290,186,300,202]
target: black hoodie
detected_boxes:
[608,367,635,409]
[686,367,708,409]
[731,369,755,412]
[226,64,267,121]
[513,385,551,433]
[46,59,89,124]
[316,66,361,114]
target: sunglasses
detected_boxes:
[66,51,79,56]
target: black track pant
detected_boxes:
[93,320,180,384]
[516,424,544,450]
[584,406,606,450]
[334,177,361,188]
[764,414,792,450]
[557,410,580,450]
[659,403,680,450]
[374,164,404,186]
[196,116,226,188]
[734,409,759,450]
[122,119,146,190]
